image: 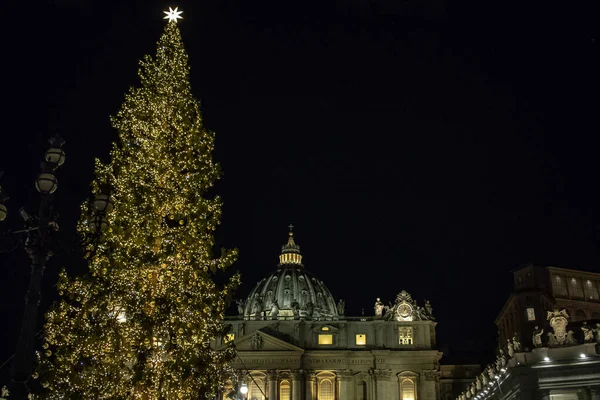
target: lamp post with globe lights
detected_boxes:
[239,383,248,400]
[0,135,66,399]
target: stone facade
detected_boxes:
[495,264,600,351]
[212,229,474,400]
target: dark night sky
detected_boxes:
[1,0,599,371]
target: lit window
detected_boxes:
[355,334,366,346]
[401,378,416,400]
[584,280,599,300]
[398,327,413,345]
[279,380,290,400]
[526,308,536,321]
[569,277,584,298]
[552,275,568,297]
[321,326,330,331]
[224,334,235,343]
[318,379,334,400]
[318,334,333,345]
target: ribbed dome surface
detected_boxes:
[243,229,338,319]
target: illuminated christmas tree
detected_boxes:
[35,8,240,399]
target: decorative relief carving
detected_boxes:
[382,290,435,322]
[547,309,576,346]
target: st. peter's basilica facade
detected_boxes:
[214,230,476,400]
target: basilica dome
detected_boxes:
[242,229,339,319]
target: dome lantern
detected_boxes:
[279,224,303,266]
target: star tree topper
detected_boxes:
[163,7,183,23]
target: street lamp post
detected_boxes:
[239,383,248,400]
[0,135,66,399]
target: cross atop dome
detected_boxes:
[279,224,303,267]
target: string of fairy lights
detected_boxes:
[33,8,240,399]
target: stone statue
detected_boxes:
[305,301,314,317]
[532,326,544,348]
[512,334,521,352]
[291,299,300,317]
[337,299,345,315]
[425,300,434,318]
[416,306,428,321]
[594,323,600,343]
[270,300,280,319]
[487,365,495,380]
[507,339,514,358]
[498,349,507,367]
[465,389,471,399]
[374,298,384,316]
[481,372,489,386]
[581,321,594,343]
[252,298,263,316]
[250,332,263,350]
[475,375,482,390]
[236,299,244,315]
[470,384,476,396]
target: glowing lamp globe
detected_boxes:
[0,203,7,221]
[240,383,248,395]
[45,147,66,166]
[35,172,58,194]
[93,193,114,213]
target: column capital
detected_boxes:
[371,368,392,381]
[421,369,438,382]
[291,369,303,380]
[267,369,279,380]
[306,370,318,381]
[337,369,355,381]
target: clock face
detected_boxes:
[396,303,413,321]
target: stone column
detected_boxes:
[372,369,392,400]
[268,370,278,400]
[578,389,592,400]
[590,388,600,400]
[374,323,383,347]
[338,370,355,400]
[305,370,317,400]
[291,370,302,400]
[419,370,437,400]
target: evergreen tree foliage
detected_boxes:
[35,20,240,399]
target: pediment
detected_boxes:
[226,330,304,353]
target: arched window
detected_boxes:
[279,380,291,400]
[318,378,334,400]
[249,378,265,400]
[400,378,416,400]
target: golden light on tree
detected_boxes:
[34,15,240,400]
